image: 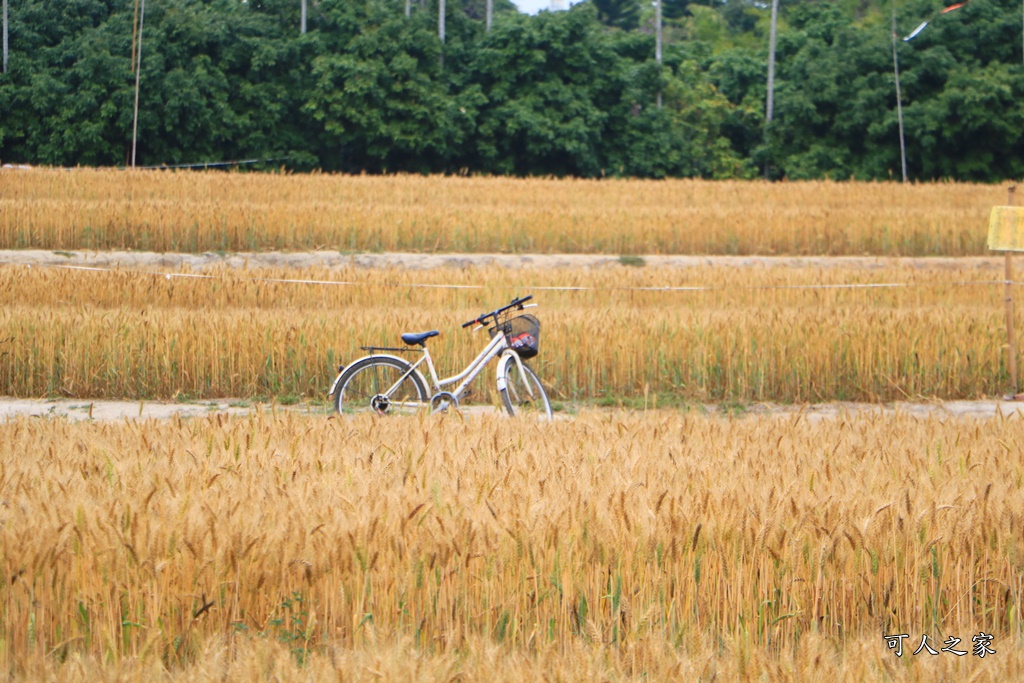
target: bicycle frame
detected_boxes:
[420,329,510,399]
[333,328,520,412]
[332,295,543,415]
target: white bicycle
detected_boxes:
[329,295,551,418]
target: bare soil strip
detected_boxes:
[0,249,1006,271]
[2,398,1024,422]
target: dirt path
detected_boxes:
[3,397,1024,423]
[0,249,1006,271]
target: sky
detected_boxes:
[510,0,580,15]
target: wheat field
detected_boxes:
[3,170,1023,680]
[1,410,1021,681]
[0,260,1013,403]
[0,168,1009,255]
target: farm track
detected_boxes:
[3,397,1024,422]
[0,249,1008,272]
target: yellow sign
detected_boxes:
[988,206,1024,251]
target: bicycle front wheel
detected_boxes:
[498,356,552,419]
[334,356,428,415]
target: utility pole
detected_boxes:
[131,0,139,73]
[301,0,307,34]
[438,0,445,43]
[764,0,779,178]
[438,0,445,68]
[655,0,662,108]
[891,1,908,182]
[132,0,146,168]
[3,0,8,74]
[486,0,493,32]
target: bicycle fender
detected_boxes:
[332,354,429,396]
[496,352,526,394]
[328,372,344,398]
[496,353,509,391]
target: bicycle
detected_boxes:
[329,294,552,418]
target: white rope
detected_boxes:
[8,261,1014,293]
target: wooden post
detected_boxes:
[1008,251,1017,396]
[1008,185,1019,398]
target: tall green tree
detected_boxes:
[2,0,1024,181]
[605,59,753,177]
[305,9,466,172]
[464,6,618,175]
[0,1,135,165]
[591,0,642,30]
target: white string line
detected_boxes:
[10,261,1016,293]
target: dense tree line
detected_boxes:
[0,0,1022,180]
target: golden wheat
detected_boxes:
[0,262,1012,402]
[0,410,1020,680]
[0,168,1009,255]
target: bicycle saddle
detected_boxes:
[401,330,440,346]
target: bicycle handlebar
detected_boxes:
[461,294,534,328]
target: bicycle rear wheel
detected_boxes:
[498,356,552,419]
[334,356,428,415]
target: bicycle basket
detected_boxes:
[490,314,541,359]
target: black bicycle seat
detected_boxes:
[401,330,440,346]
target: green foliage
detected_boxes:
[246,591,315,667]
[662,0,690,22]
[460,0,520,22]
[305,12,460,172]
[905,61,1024,180]
[464,7,619,175]
[1,0,1022,180]
[592,0,642,30]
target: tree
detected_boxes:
[904,61,1024,180]
[661,0,690,21]
[305,11,465,172]
[605,60,753,177]
[463,7,618,175]
[592,0,642,30]
[2,0,1023,181]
